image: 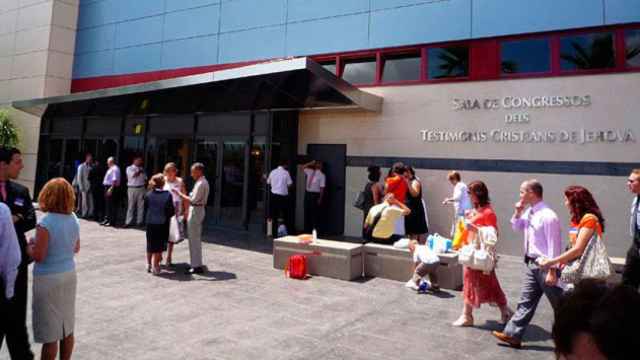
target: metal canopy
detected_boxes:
[12,57,382,117]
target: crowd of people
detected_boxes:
[359,162,640,356]
[0,149,211,359]
[2,149,640,358]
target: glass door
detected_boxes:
[220,141,245,228]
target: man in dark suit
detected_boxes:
[0,147,35,359]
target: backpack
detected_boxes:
[285,255,307,279]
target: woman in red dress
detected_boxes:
[452,181,513,327]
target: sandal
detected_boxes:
[452,315,474,327]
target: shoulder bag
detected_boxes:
[353,191,366,210]
[560,233,613,285]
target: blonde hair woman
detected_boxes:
[144,174,174,275]
[163,162,188,267]
[28,178,80,360]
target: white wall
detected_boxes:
[0,0,79,192]
[299,73,640,257]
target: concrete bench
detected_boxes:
[363,243,463,290]
[273,236,364,281]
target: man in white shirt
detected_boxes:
[125,156,147,228]
[442,171,472,235]
[101,157,121,227]
[173,163,209,275]
[303,160,326,234]
[75,153,94,219]
[266,161,293,234]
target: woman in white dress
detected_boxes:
[163,163,188,267]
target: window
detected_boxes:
[625,29,640,68]
[428,46,469,79]
[341,57,377,84]
[320,61,337,75]
[382,52,421,82]
[501,38,551,75]
[560,32,615,71]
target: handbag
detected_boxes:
[458,244,475,266]
[560,234,613,284]
[458,226,496,272]
[285,254,308,280]
[168,215,185,244]
[353,191,366,210]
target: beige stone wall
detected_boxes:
[0,0,79,192]
[299,73,640,257]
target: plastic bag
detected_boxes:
[452,218,468,250]
[393,238,411,249]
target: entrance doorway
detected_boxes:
[307,144,347,236]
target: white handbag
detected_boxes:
[458,226,497,272]
[472,242,495,273]
[458,244,475,267]
[168,215,186,244]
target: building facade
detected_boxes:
[4,0,640,256]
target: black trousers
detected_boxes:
[0,265,34,359]
[92,186,105,220]
[304,192,321,234]
[269,194,289,236]
[622,240,640,290]
[104,186,120,225]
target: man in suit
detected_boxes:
[623,169,640,289]
[75,152,94,219]
[0,147,35,359]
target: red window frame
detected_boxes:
[308,23,640,88]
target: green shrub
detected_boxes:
[0,110,19,148]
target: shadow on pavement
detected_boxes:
[157,263,237,282]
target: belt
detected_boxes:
[128,185,145,188]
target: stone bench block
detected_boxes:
[273,236,364,281]
[363,243,462,290]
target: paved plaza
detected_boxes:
[2,217,556,360]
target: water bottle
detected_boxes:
[312,229,318,242]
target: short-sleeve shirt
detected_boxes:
[190,177,210,207]
[385,175,408,203]
[164,177,184,205]
[304,169,326,193]
[34,213,80,276]
[267,167,293,196]
[103,165,121,186]
[569,213,603,246]
[365,203,405,239]
[472,206,498,228]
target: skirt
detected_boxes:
[32,271,77,343]
[146,223,170,253]
[463,267,507,308]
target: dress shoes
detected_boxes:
[492,331,522,349]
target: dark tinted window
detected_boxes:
[51,117,82,135]
[382,53,421,82]
[560,32,615,71]
[501,38,551,74]
[428,46,469,79]
[625,29,640,68]
[85,117,121,136]
[342,58,376,84]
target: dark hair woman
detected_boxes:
[384,162,409,237]
[403,166,428,243]
[144,174,175,275]
[453,180,512,327]
[361,166,384,237]
[539,186,606,285]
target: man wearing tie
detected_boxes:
[173,163,209,275]
[493,180,563,349]
[623,169,640,289]
[0,147,35,359]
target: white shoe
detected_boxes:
[405,279,419,291]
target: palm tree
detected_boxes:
[431,47,469,78]
[560,35,615,70]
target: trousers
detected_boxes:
[304,192,321,234]
[187,206,205,268]
[622,240,640,290]
[0,265,34,359]
[77,190,94,218]
[503,265,563,340]
[126,187,146,226]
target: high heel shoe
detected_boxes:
[452,315,474,327]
